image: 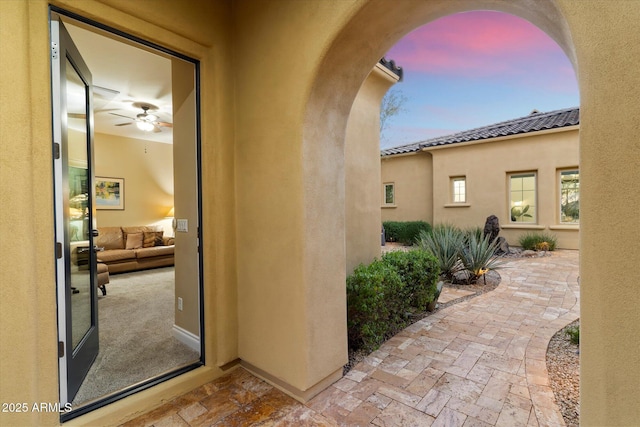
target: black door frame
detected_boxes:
[50,6,205,422]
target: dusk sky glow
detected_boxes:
[381,11,579,148]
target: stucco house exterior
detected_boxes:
[2,1,640,426]
[381,107,580,249]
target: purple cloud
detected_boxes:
[387,11,573,82]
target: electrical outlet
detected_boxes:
[178,297,183,311]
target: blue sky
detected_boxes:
[381,11,579,148]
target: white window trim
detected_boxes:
[451,176,466,204]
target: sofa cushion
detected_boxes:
[135,245,174,259]
[122,225,162,235]
[97,249,136,263]
[123,226,161,247]
[96,227,124,250]
[125,232,143,249]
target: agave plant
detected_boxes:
[462,226,483,245]
[459,233,505,284]
[416,224,464,279]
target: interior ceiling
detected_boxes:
[64,19,173,144]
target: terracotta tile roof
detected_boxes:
[379,57,403,81]
[380,141,422,156]
[381,107,579,157]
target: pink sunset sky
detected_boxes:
[381,10,579,148]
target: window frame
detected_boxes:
[559,168,580,224]
[383,182,395,206]
[451,176,466,203]
[508,172,537,224]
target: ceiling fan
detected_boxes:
[109,103,173,132]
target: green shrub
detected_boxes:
[417,224,464,279]
[518,232,558,251]
[383,221,431,245]
[382,249,440,311]
[346,261,403,352]
[346,250,440,352]
[565,325,580,345]
[459,233,505,284]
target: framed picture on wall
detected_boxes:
[95,177,124,210]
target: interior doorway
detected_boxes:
[50,8,203,419]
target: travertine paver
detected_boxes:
[121,250,579,427]
[437,287,476,304]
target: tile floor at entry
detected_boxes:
[122,250,579,427]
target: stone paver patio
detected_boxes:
[122,250,579,427]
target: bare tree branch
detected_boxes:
[380,88,408,142]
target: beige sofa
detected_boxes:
[95,226,175,274]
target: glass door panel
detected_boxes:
[66,60,93,350]
[52,17,98,405]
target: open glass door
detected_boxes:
[51,16,99,405]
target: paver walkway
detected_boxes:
[122,250,579,427]
[437,287,475,305]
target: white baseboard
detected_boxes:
[172,324,200,352]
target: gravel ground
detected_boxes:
[547,319,580,427]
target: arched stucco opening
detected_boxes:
[301,0,580,408]
[304,0,578,236]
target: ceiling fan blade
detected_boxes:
[109,112,136,120]
[152,125,162,133]
[115,122,133,127]
[156,121,173,128]
[68,113,86,119]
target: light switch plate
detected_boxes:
[176,219,188,232]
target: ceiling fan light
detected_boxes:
[136,121,155,132]
[146,113,158,122]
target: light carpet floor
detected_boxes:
[72,267,200,406]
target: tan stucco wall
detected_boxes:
[381,152,433,224]
[0,0,236,425]
[172,58,200,337]
[1,0,640,425]
[92,132,174,233]
[566,3,640,423]
[232,0,360,397]
[421,127,579,249]
[345,64,398,274]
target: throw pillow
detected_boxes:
[142,232,156,248]
[153,231,164,246]
[125,232,143,249]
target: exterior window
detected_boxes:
[509,173,536,223]
[452,177,466,203]
[560,169,580,223]
[384,183,395,205]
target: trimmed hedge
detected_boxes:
[347,261,403,352]
[381,250,440,310]
[383,221,431,245]
[346,249,440,352]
